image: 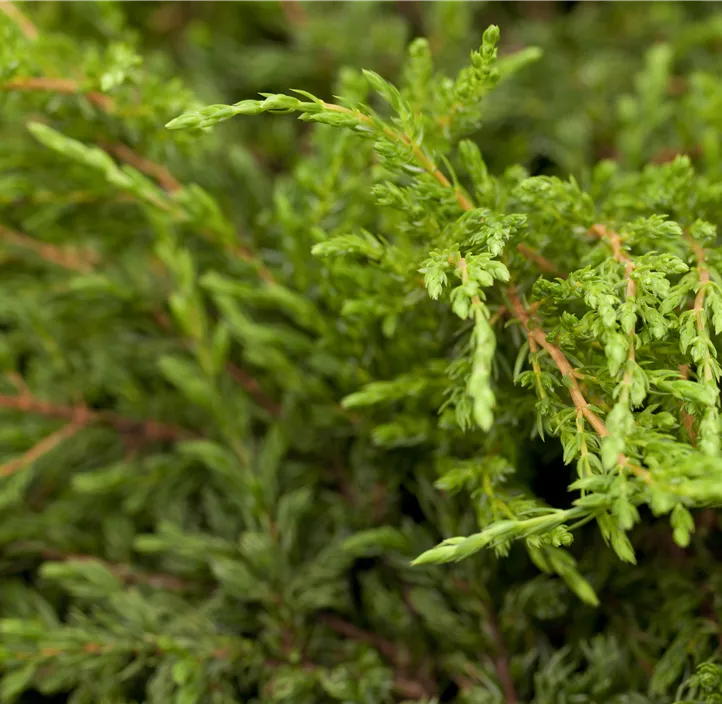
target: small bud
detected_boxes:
[482,24,501,48]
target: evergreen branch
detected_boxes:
[153,311,282,417]
[517,242,565,277]
[0,223,97,272]
[0,0,37,39]
[0,388,193,442]
[33,123,275,282]
[678,364,698,445]
[685,232,720,455]
[320,613,437,699]
[8,635,246,670]
[83,157,272,281]
[226,362,282,417]
[249,98,476,213]
[323,103,474,210]
[0,76,114,111]
[265,654,431,701]
[486,607,517,704]
[591,224,638,406]
[0,421,84,477]
[168,96,477,208]
[689,236,712,380]
[452,577,517,702]
[319,613,399,663]
[590,224,636,297]
[0,190,131,207]
[509,287,650,481]
[508,287,608,438]
[99,150,274,283]
[11,543,192,591]
[101,143,182,193]
[0,222,276,419]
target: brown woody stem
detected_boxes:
[0,422,84,477]
[0,224,97,272]
[0,1,37,39]
[0,389,191,442]
[517,243,565,277]
[320,613,436,699]
[102,143,182,193]
[1,76,114,111]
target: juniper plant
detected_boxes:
[4,2,722,703]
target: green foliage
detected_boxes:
[3,2,722,703]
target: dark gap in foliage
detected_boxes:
[14,350,32,379]
[525,436,574,510]
[84,390,117,412]
[439,679,460,702]
[560,0,580,14]
[398,480,428,527]
[19,692,68,704]
[528,153,559,177]
[396,1,425,40]
[348,556,378,628]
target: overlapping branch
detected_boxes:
[688,236,713,382]
[0,0,37,39]
[590,224,638,401]
[320,613,436,699]
[1,76,115,111]
[0,386,192,442]
[10,543,192,591]
[0,421,84,477]
[0,223,98,272]
[0,2,274,283]
[507,287,609,439]
[101,142,182,193]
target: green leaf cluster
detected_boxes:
[3,2,722,703]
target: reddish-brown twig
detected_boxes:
[508,287,650,481]
[517,243,565,278]
[0,224,98,272]
[320,613,436,699]
[323,102,473,211]
[0,389,191,442]
[508,287,608,438]
[11,543,191,591]
[226,363,282,417]
[590,224,638,397]
[102,143,182,193]
[320,613,398,662]
[487,608,517,704]
[0,1,37,39]
[0,422,84,477]
[688,235,712,378]
[589,224,635,298]
[1,76,114,111]
[152,312,281,418]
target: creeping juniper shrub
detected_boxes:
[4,2,722,703]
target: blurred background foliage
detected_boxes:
[27,0,722,187]
[3,2,722,702]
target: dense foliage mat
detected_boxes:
[3,2,722,702]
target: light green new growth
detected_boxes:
[171,26,722,601]
[4,3,722,702]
